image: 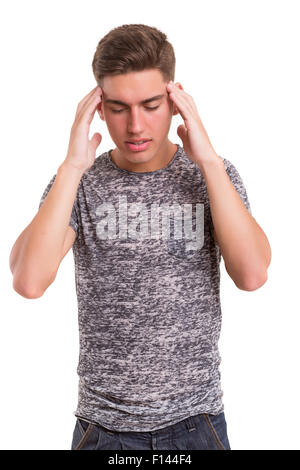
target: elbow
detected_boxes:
[12,277,45,299]
[236,270,268,292]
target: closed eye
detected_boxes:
[111,106,160,114]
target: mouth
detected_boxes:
[125,139,152,152]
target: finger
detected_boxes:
[77,86,102,116]
[89,132,102,154]
[76,86,102,115]
[78,92,102,125]
[77,86,102,117]
[168,90,191,121]
[169,84,198,114]
[167,83,190,101]
[171,85,198,116]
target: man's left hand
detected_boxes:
[167,81,219,167]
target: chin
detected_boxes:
[121,144,156,161]
[125,152,153,162]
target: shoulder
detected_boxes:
[218,155,245,177]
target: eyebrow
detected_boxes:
[104,94,165,106]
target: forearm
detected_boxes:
[10,162,84,296]
[199,155,271,290]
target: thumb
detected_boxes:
[177,124,187,143]
[90,132,102,154]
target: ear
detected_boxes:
[175,82,184,91]
[172,105,180,117]
[171,82,184,116]
[97,101,105,121]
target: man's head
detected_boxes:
[92,24,180,171]
[92,23,175,91]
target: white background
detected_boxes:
[1,0,299,450]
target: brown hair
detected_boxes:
[92,24,176,86]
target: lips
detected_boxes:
[125,140,152,152]
[125,139,151,144]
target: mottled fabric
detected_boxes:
[39,143,251,432]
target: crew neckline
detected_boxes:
[107,143,181,175]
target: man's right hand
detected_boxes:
[63,85,103,173]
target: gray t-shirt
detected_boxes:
[39,143,251,432]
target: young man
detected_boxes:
[9,24,271,450]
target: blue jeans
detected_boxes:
[71,412,231,450]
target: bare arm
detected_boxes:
[9,85,103,298]
[201,157,271,291]
[9,223,77,279]
[9,164,83,298]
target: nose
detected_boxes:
[127,107,144,135]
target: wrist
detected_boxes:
[58,160,86,180]
[58,160,86,178]
[195,150,224,175]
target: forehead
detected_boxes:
[102,69,166,103]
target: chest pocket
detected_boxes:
[166,202,205,262]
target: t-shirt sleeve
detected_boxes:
[221,156,252,215]
[38,173,80,235]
